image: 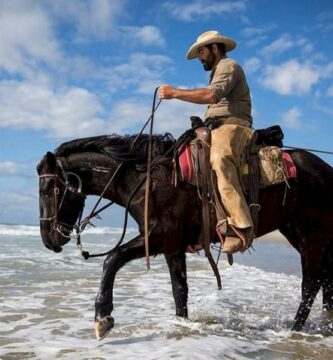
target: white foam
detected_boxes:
[0,224,138,236]
[1,229,332,359]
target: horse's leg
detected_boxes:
[164,251,188,318]
[280,225,322,331]
[94,234,147,340]
[322,241,333,311]
[292,272,322,331]
[323,278,333,311]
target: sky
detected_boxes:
[0,0,333,225]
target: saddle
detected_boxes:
[173,118,296,286]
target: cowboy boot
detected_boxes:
[222,226,248,254]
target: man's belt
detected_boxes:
[204,116,252,130]
[204,116,230,130]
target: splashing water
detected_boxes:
[0,226,332,359]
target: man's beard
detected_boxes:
[202,52,215,71]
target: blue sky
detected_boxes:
[0,0,333,225]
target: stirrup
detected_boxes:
[228,225,251,251]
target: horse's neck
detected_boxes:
[64,153,133,207]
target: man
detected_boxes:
[159,30,253,254]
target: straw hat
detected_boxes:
[186,30,237,60]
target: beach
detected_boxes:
[0,225,332,359]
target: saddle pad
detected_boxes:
[178,143,297,186]
[282,151,297,178]
[179,144,195,182]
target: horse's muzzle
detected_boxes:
[44,242,63,253]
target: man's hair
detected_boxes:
[206,43,226,55]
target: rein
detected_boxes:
[283,145,333,155]
[76,94,164,238]
[40,90,224,288]
[143,87,160,270]
[71,88,163,263]
[77,88,161,267]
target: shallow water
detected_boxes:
[0,225,332,359]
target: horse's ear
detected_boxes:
[46,151,57,171]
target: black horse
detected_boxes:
[37,133,333,340]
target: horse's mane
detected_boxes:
[55,133,176,163]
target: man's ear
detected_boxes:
[212,43,219,55]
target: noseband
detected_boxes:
[39,163,86,238]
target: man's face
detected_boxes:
[198,46,215,71]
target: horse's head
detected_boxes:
[37,152,86,253]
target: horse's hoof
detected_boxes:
[95,316,114,340]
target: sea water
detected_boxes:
[0,224,332,360]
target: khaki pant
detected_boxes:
[210,120,253,230]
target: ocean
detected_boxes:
[0,224,332,360]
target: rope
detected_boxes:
[143,87,159,270]
[78,96,163,235]
[284,145,333,155]
[77,88,162,260]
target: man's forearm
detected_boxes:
[159,85,216,104]
[172,88,216,104]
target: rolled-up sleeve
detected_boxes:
[208,63,239,102]
[204,57,252,123]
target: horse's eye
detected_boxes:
[39,188,49,196]
[40,178,55,193]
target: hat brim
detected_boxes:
[186,36,237,60]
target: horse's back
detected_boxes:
[290,150,333,193]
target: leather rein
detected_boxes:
[39,90,223,288]
[39,89,163,264]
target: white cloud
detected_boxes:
[49,0,126,41]
[261,59,320,95]
[0,1,62,77]
[119,26,165,47]
[281,107,302,129]
[241,23,276,46]
[107,97,203,137]
[244,57,261,74]
[260,34,315,58]
[163,0,247,22]
[327,85,333,97]
[105,53,173,95]
[315,11,333,33]
[313,102,333,116]
[296,37,314,55]
[107,99,152,133]
[155,100,202,136]
[0,50,178,138]
[261,34,293,57]
[0,161,25,175]
[241,24,276,38]
[0,72,197,139]
[320,60,333,80]
[0,80,106,138]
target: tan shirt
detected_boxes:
[205,56,252,124]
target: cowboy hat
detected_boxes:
[186,30,237,60]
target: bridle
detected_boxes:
[39,163,86,239]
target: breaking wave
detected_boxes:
[0,224,138,237]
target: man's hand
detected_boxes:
[159,85,176,100]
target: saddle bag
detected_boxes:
[254,125,284,148]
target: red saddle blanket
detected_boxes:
[178,144,297,185]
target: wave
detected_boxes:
[0,224,138,237]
